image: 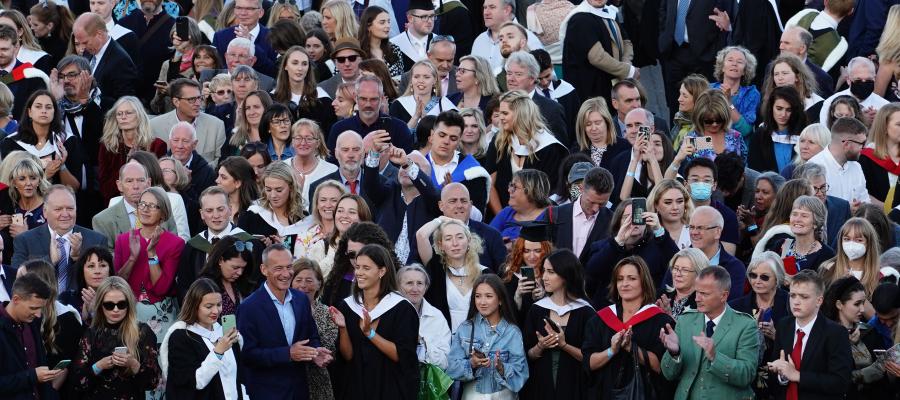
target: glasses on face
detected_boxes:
[59,71,81,80]
[411,13,436,21]
[672,267,695,276]
[234,241,254,252]
[271,117,292,126]
[748,272,771,282]
[334,55,359,64]
[687,225,719,232]
[215,89,233,96]
[177,95,203,103]
[456,67,475,75]
[842,138,867,147]
[508,183,522,192]
[702,119,724,126]
[102,300,128,311]
[116,110,136,118]
[234,5,260,12]
[137,201,160,211]
[812,183,829,194]
[292,136,319,144]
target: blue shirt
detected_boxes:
[773,141,794,173]
[709,82,760,143]
[447,315,528,394]
[264,281,296,344]
[267,140,295,161]
[489,207,548,242]
[709,248,722,266]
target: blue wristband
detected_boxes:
[367,329,376,340]
[626,171,636,178]
[607,348,615,358]
[214,352,224,360]
[747,224,758,233]
[92,363,102,375]
[654,226,666,237]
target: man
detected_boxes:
[610,79,669,137]
[818,57,889,125]
[545,166,614,264]
[608,107,656,204]
[685,206,745,300]
[318,38,363,99]
[0,274,61,400]
[681,158,741,254]
[436,182,507,272]
[560,0,636,105]
[398,36,458,96]
[532,49,579,138]
[117,0,175,103]
[164,121,218,233]
[92,162,178,248]
[793,162,851,249]
[327,75,414,156]
[198,37,276,92]
[494,22,533,89]
[471,0,542,72]
[868,283,899,347]
[785,0,854,73]
[212,0,278,77]
[89,0,138,64]
[176,186,256,303]
[715,151,760,212]
[808,117,870,206]
[767,270,853,400]
[150,79,227,165]
[390,0,436,67]
[660,266,759,399]
[72,13,138,112]
[309,130,386,214]
[238,244,331,399]
[421,111,490,212]
[0,25,48,118]
[780,27,834,98]
[11,185,108,293]
[504,51,569,144]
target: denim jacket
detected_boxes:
[447,314,528,394]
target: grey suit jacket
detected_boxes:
[11,225,108,285]
[398,66,459,96]
[92,200,178,248]
[149,111,226,165]
[198,68,275,93]
[318,74,344,99]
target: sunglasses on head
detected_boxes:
[102,301,129,311]
[234,241,254,252]
[432,34,455,43]
[748,272,771,282]
[335,55,359,64]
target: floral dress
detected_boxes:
[684,129,747,162]
[73,322,160,400]
[308,301,338,400]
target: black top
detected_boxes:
[73,323,160,399]
[484,140,569,207]
[765,237,835,274]
[520,304,594,400]
[165,328,244,400]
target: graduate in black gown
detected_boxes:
[503,221,554,328]
[328,244,420,400]
[582,256,675,400]
[522,249,595,400]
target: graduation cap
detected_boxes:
[517,220,556,242]
[408,0,435,11]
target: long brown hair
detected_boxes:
[607,256,657,306]
[357,6,399,68]
[273,46,319,108]
[177,278,221,325]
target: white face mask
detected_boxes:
[842,241,867,261]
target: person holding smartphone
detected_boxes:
[500,221,552,326]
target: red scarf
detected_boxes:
[597,304,663,332]
[861,148,900,176]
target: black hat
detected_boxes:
[517,220,554,242]
[408,0,434,11]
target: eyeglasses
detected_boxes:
[748,272,771,282]
[410,13,436,21]
[102,301,128,311]
[137,201,160,210]
[334,55,359,64]
[702,119,724,126]
[234,241,254,252]
[271,118,292,126]
[687,225,719,232]
[215,89,233,96]
[842,138,867,147]
[276,0,296,4]
[672,267,696,276]
[176,95,203,103]
[116,110,136,118]
[234,5,260,12]
[292,136,319,143]
[456,67,475,75]
[59,71,81,80]
[812,183,829,194]
[508,183,522,192]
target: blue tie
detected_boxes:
[675,0,690,45]
[706,320,715,337]
[605,18,623,59]
[56,237,69,292]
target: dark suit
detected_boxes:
[307,169,387,219]
[544,202,613,264]
[807,58,835,98]
[530,91,568,144]
[237,284,320,400]
[7,61,48,119]
[180,151,217,235]
[772,314,853,400]
[119,10,175,103]
[0,313,56,400]
[212,25,278,78]
[825,195,850,249]
[730,0,782,86]
[92,38,138,112]
[10,226,108,289]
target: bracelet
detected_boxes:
[653,226,666,237]
[366,329,376,340]
[746,224,758,233]
[214,352,224,360]
[92,363,102,375]
[607,348,615,359]
[626,171,636,178]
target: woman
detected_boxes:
[748,86,808,174]
[198,236,257,316]
[647,179,694,250]
[583,256,674,400]
[320,221,392,307]
[306,28,335,82]
[710,46,760,142]
[59,246,116,322]
[0,10,51,71]
[584,200,679,307]
[268,19,307,58]
[449,55,499,113]
[159,157,190,195]
[27,0,73,68]
[229,90,273,151]
[273,46,337,133]
[0,90,82,190]
[827,95,863,128]
[501,221,554,323]
[860,104,900,210]
[574,97,630,172]
[0,158,50,259]
[397,264,451,369]
[306,193,372,277]
[671,74,711,149]
[152,37,221,115]
[854,203,900,252]
[240,142,272,183]
[766,196,835,275]
[284,119,338,207]
[120,151,192,242]
[215,156,259,224]
[214,1,236,30]
[0,82,17,135]
[781,123,830,179]
[761,53,823,123]
[390,60,457,129]
[238,162,306,254]
[258,103,295,161]
[418,217,489,332]
[522,249,593,400]
[98,96,168,202]
[489,169,551,241]
[296,180,346,258]
[359,59,400,103]
[459,107,491,165]
[292,258,338,400]
[73,276,160,399]
[161,278,242,400]
[188,0,221,41]
[332,82,357,120]
[357,6,406,78]
[755,179,814,254]
[207,73,233,108]
[525,0,574,62]
[728,251,789,399]
[267,1,300,26]
[677,89,748,163]
[619,130,674,201]
[328,244,420,400]
[823,276,889,397]
[737,172,786,244]
[114,187,185,343]
[657,248,708,317]
[876,5,900,102]
[321,0,358,43]
[447,274,528,398]
[820,218,882,304]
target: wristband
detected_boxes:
[653,226,666,237]
[364,152,380,168]
[607,348,615,359]
[366,329,376,340]
[92,363,103,375]
[214,352,224,360]
[746,224,758,233]
[626,171,636,178]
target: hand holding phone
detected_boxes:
[521,266,535,281]
[631,198,647,225]
[53,359,71,370]
[221,314,236,333]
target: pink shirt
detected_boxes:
[114,229,185,303]
[572,199,598,256]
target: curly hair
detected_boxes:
[713,46,757,86]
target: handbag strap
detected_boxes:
[139,13,173,49]
[467,318,475,355]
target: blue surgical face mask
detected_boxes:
[690,182,713,201]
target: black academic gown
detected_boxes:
[484,137,568,207]
[521,301,594,400]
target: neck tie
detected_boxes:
[605,19,623,59]
[542,87,552,99]
[348,180,358,195]
[210,237,220,247]
[787,329,805,400]
[705,320,715,338]
[674,0,690,46]
[56,237,69,292]
[88,54,97,71]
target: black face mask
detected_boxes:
[850,80,875,99]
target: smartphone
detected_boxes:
[874,349,888,360]
[695,136,714,151]
[631,198,647,225]
[221,314,236,333]
[53,359,71,370]
[471,349,486,359]
[176,17,190,41]
[11,213,23,226]
[638,125,651,141]
[521,266,535,281]
[760,308,772,322]
[251,234,266,240]
[544,317,561,333]
[114,346,128,355]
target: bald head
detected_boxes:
[439,182,472,222]
[780,27,811,58]
[335,131,363,178]
[73,13,108,56]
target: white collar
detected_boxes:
[343,292,409,320]
[247,23,261,41]
[510,129,561,156]
[420,299,443,319]
[246,204,306,235]
[187,322,224,342]
[429,151,459,167]
[795,314,818,334]
[534,297,593,316]
[49,226,74,241]
[207,223,238,239]
[705,307,726,326]
[447,266,468,277]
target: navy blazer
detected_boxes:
[0,315,56,400]
[825,195,850,249]
[771,314,853,400]
[11,225,108,285]
[237,284,321,400]
[543,202,612,265]
[91,38,138,112]
[212,25,278,78]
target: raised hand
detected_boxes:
[708,7,731,31]
[69,232,83,261]
[214,327,239,354]
[659,323,680,355]
[328,306,346,328]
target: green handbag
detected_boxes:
[419,362,453,400]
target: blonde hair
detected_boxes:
[792,123,831,165]
[292,118,330,159]
[458,55,500,96]
[7,158,51,205]
[311,180,346,229]
[459,107,489,158]
[209,73,232,93]
[869,103,900,159]
[101,96,155,153]
[402,60,442,97]
[268,2,301,26]
[877,5,900,64]
[92,277,142,363]
[0,151,41,186]
[820,218,881,296]
[215,0,237,30]
[647,179,694,225]
[691,89,733,132]
[575,97,616,151]
[0,82,12,118]
[495,90,547,162]
[259,162,305,224]
[762,54,818,103]
[431,219,484,286]
[322,0,358,42]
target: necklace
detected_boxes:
[293,157,317,176]
[793,240,820,256]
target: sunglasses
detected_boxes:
[215,89,232,96]
[235,241,254,252]
[335,55,359,64]
[102,301,129,311]
[748,272,771,282]
[703,119,724,125]
[432,34,455,43]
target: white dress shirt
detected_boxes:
[0,267,10,302]
[472,20,545,73]
[807,149,870,203]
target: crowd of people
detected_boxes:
[0,0,900,399]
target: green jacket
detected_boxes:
[661,307,759,400]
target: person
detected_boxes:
[390,60,457,129]
[358,59,401,104]
[807,117,870,205]
[647,179,694,250]
[419,111,491,212]
[825,95,863,128]
[326,76,415,156]
[397,35,458,98]
[328,243,420,399]
[0,24,48,119]
[860,104,900,210]
[680,158,743,254]
[458,109,490,162]
[823,276,890,398]
[868,283,899,348]
[357,6,406,78]
[503,52,570,144]
[308,192,373,276]
[215,157,258,225]
[762,53,824,124]
[854,203,900,253]
[273,46,337,134]
[617,127,675,202]
[71,13,138,112]
[709,46,759,142]
[0,157,50,263]
[671,75,712,149]
[0,82,16,136]
[397,264,451,369]
[206,74,234,109]
[320,0,359,43]
[284,119,338,206]
[818,57,889,126]
[121,150,193,242]
[306,29,334,82]
[781,123,830,179]
[59,246,115,321]
[764,195,834,276]
[240,141,272,183]
[489,169,551,241]
[257,103,295,161]
[229,90,274,154]
[875,5,900,102]
[793,163,851,250]
[27,1,73,69]
[319,221,394,307]
[573,97,630,172]
[211,0,277,77]
[295,180,346,258]
[238,243,331,399]
[330,82,356,120]
[546,165,615,262]
[161,278,243,400]
[290,258,338,400]
[437,183,508,272]
[197,236,257,317]
[743,175,794,252]
[446,273,528,397]
[819,218,882,301]
[151,22,219,114]
[72,276,161,399]
[389,0,435,67]
[98,97,168,202]
[548,155,591,207]
[766,270,853,400]
[499,221,553,324]
[471,0,542,73]
[317,38,363,99]
[150,78,227,165]
[87,0,138,61]
[675,90,747,164]
[657,248,709,317]
[748,86,808,174]
[785,0,853,73]
[779,27,835,98]
[198,38,277,93]
[238,162,307,254]
[450,55,499,113]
